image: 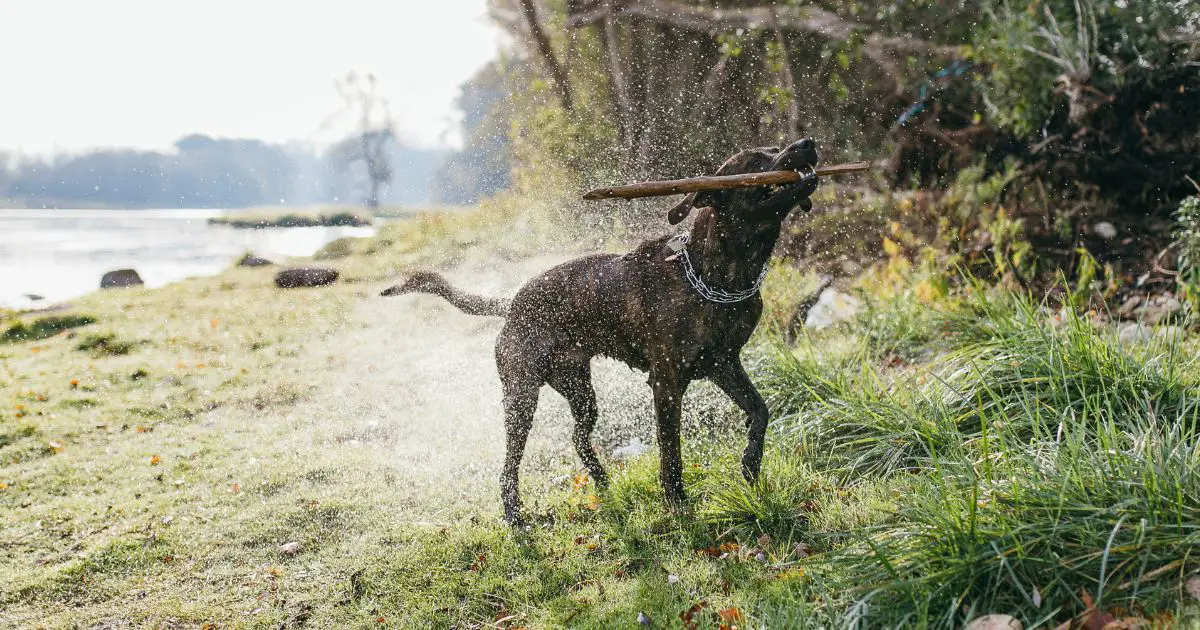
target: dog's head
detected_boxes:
[667,139,819,226]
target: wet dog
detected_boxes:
[382,139,821,525]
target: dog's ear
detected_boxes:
[667,193,697,225]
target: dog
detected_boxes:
[382,139,821,525]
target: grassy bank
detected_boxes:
[207,207,375,229]
[3,201,1199,628]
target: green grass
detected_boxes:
[2,314,96,343]
[2,201,1199,627]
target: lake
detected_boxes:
[0,209,378,309]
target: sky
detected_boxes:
[0,0,502,156]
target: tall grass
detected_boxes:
[748,283,1200,627]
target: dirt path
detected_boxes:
[286,251,657,521]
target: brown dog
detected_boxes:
[382,139,821,525]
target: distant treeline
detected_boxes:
[0,130,510,209]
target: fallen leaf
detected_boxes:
[1032,587,1042,608]
[135,425,151,433]
[718,607,744,622]
[0,482,9,491]
[1080,590,1115,630]
[47,441,65,454]
[69,379,79,388]
[585,494,601,510]
[573,473,589,491]
[376,616,385,624]
[231,483,241,493]
[679,601,707,630]
[267,566,283,577]
[149,454,162,466]
[757,533,772,547]
[719,542,740,553]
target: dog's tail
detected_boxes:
[380,270,509,317]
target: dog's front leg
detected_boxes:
[710,361,770,481]
[650,375,689,509]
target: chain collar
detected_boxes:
[668,234,767,304]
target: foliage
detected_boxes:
[1174,196,1200,309]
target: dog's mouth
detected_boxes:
[759,139,818,209]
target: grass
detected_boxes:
[207,207,374,228]
[3,199,1200,627]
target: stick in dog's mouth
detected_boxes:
[581,161,870,201]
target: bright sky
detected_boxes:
[0,0,501,155]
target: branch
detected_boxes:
[518,0,575,112]
[566,0,958,63]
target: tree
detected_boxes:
[329,72,395,208]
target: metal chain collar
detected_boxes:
[670,234,767,304]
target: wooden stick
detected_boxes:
[582,161,870,200]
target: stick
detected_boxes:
[582,161,870,200]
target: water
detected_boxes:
[0,209,377,309]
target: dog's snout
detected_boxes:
[773,138,818,171]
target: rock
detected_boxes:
[1116,295,1142,319]
[1139,294,1182,325]
[279,541,303,556]
[274,267,339,288]
[1093,221,1117,240]
[237,253,275,267]
[611,439,651,460]
[100,269,144,289]
[1186,575,1200,601]
[964,614,1023,630]
[1118,323,1184,345]
[805,288,862,329]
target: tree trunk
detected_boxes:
[517,0,574,112]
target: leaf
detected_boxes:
[718,607,744,622]
[149,454,162,466]
[47,441,65,454]
[585,494,601,510]
[231,483,241,493]
[882,237,903,257]
[1032,586,1042,608]
[573,473,589,491]
[679,601,707,629]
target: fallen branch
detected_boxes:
[582,161,870,200]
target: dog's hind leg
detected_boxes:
[499,373,539,526]
[710,360,770,482]
[548,361,608,489]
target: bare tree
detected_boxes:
[331,72,394,208]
